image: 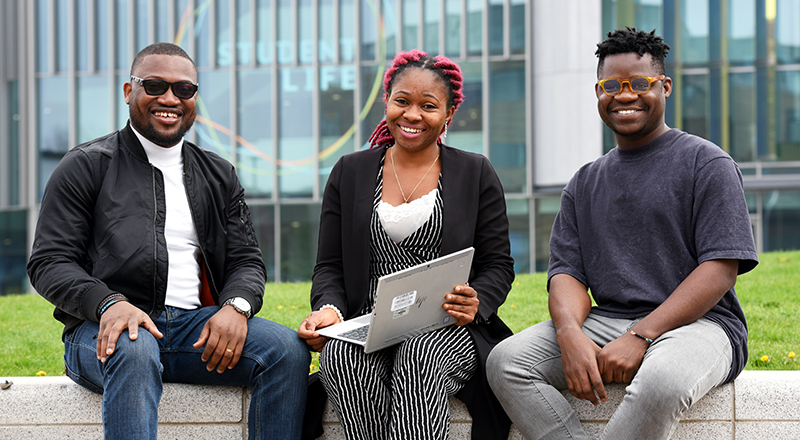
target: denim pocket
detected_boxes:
[64,328,105,395]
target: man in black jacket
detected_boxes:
[27,43,309,440]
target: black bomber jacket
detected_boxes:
[27,123,267,339]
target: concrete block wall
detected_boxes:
[1,371,798,439]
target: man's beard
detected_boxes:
[137,119,194,147]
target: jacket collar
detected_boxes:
[120,122,150,163]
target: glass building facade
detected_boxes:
[1,0,799,296]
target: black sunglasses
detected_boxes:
[130,76,198,99]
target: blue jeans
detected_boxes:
[487,315,732,440]
[64,306,310,440]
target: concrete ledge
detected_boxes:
[1,371,798,439]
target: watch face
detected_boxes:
[233,298,251,312]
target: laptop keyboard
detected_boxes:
[340,325,370,342]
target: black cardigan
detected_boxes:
[310,144,515,439]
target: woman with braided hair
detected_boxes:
[298,49,515,440]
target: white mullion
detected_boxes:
[68,0,77,148]
[503,0,509,58]
[481,0,489,159]
[250,0,258,66]
[312,0,321,200]
[460,0,466,59]
[229,0,238,166]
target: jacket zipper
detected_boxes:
[151,165,159,313]
[184,172,219,296]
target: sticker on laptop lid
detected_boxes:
[391,290,417,311]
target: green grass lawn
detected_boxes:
[2,250,798,377]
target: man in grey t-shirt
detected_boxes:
[487,28,758,440]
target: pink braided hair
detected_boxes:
[368,50,465,148]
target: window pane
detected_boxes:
[360,65,386,149]
[279,67,314,198]
[449,61,482,155]
[680,0,709,65]
[96,0,109,70]
[729,72,756,162]
[155,0,170,43]
[383,0,399,59]
[250,204,276,279]
[236,0,253,65]
[361,0,376,60]
[488,0,503,56]
[117,74,129,129]
[728,0,755,64]
[298,0,313,64]
[136,0,149,52]
[258,0,274,65]
[36,0,49,72]
[682,73,708,140]
[340,0,355,62]
[196,70,233,160]
[38,76,70,199]
[467,0,482,56]
[57,0,68,72]
[635,0,662,34]
[763,190,800,252]
[278,0,293,64]
[78,75,111,143]
[445,0,461,57]
[510,0,525,55]
[280,204,321,281]
[424,0,441,55]
[238,69,274,198]
[217,0,232,66]
[77,0,89,71]
[489,60,526,193]
[116,0,130,70]
[402,0,418,51]
[776,0,800,64]
[195,1,211,67]
[535,196,560,272]
[0,210,28,296]
[7,81,20,206]
[776,70,800,161]
[175,0,192,53]
[320,65,355,189]
[319,0,336,62]
[507,199,530,273]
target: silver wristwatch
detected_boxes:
[223,297,252,318]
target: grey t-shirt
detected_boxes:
[548,128,758,383]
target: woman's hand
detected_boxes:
[443,284,480,326]
[298,309,341,351]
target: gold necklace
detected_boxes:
[391,147,440,204]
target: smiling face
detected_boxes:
[386,67,455,154]
[596,52,672,149]
[124,54,197,147]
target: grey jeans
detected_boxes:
[486,314,732,440]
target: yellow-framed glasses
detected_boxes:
[597,75,665,96]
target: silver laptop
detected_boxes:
[317,247,474,353]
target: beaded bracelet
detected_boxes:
[630,330,654,344]
[96,293,129,320]
[319,304,344,323]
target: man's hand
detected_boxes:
[298,309,341,351]
[597,332,648,384]
[97,301,162,363]
[556,326,607,406]
[192,306,249,373]
[443,284,480,326]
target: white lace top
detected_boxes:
[376,188,438,243]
